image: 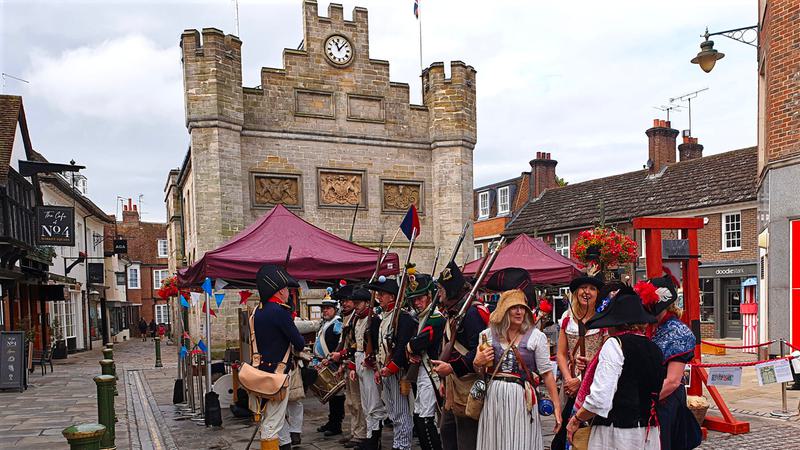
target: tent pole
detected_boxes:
[205,292,211,394]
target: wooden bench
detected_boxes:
[31,343,55,376]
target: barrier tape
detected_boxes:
[784,341,800,353]
[701,339,775,350]
[691,355,794,369]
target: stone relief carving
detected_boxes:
[252,174,301,207]
[383,181,422,212]
[319,171,363,206]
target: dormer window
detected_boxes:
[478,191,489,219]
[498,186,510,215]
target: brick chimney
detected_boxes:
[122,198,140,223]
[529,152,558,199]
[645,119,679,173]
[678,135,703,161]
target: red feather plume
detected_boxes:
[538,298,553,314]
[634,281,659,306]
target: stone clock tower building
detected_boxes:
[165,1,476,346]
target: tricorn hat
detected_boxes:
[364,276,399,296]
[256,264,300,301]
[585,285,656,330]
[437,260,467,301]
[486,267,536,307]
[349,286,373,303]
[332,283,354,301]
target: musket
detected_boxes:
[439,236,505,362]
[388,229,417,342]
[447,222,470,268]
[333,239,383,356]
[429,248,441,280]
[368,235,386,283]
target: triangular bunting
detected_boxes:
[239,290,253,305]
[202,277,213,295]
[180,296,190,308]
[202,301,217,317]
[190,292,202,306]
[197,339,208,353]
[214,293,225,308]
[215,278,228,291]
[179,346,188,359]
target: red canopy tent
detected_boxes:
[178,204,399,287]
[462,234,581,285]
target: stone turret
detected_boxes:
[423,61,477,263]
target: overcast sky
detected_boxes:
[1,0,757,222]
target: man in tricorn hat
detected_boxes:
[431,261,489,450]
[254,264,306,450]
[313,291,346,438]
[405,273,445,450]
[365,275,417,450]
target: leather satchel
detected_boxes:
[238,307,291,401]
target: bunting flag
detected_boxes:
[182,331,190,339]
[202,301,217,317]
[179,346,188,359]
[197,339,208,353]
[190,292,202,306]
[190,348,203,356]
[180,296,190,308]
[214,293,225,308]
[239,290,253,305]
[202,277,213,295]
[400,204,421,240]
[414,0,419,19]
[215,278,228,291]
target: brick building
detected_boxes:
[755,1,800,349]
[165,1,476,349]
[504,120,758,338]
[473,152,558,260]
[105,199,169,333]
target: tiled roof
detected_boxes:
[504,147,758,236]
[0,95,23,185]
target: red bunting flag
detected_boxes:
[202,301,217,317]
[239,290,253,305]
[182,331,190,339]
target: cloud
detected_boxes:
[24,34,183,123]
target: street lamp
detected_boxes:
[690,26,758,73]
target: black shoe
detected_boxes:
[279,444,292,450]
[324,426,343,437]
[344,439,364,448]
[290,432,301,445]
[317,422,331,433]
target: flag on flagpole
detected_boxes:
[239,290,253,305]
[400,204,420,240]
[414,0,419,19]
[202,277,213,295]
[214,293,225,308]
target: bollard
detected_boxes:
[94,375,116,449]
[100,359,118,397]
[771,339,799,417]
[154,336,163,368]
[62,423,107,450]
[102,348,117,379]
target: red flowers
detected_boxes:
[156,275,179,299]
[571,227,638,268]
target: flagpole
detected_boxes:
[205,292,211,395]
[418,5,423,72]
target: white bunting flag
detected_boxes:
[215,278,229,291]
[190,292,202,307]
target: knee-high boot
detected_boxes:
[325,395,345,436]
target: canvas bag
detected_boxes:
[464,342,514,421]
[238,307,291,401]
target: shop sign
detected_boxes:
[0,331,25,391]
[113,239,127,254]
[87,263,104,284]
[698,264,757,278]
[36,206,75,246]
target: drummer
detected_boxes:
[314,291,345,437]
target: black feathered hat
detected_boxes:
[364,276,399,296]
[586,285,656,329]
[485,267,536,307]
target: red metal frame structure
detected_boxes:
[633,217,749,435]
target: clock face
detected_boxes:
[325,35,353,66]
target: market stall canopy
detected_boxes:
[463,234,581,285]
[178,204,399,287]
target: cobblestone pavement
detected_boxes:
[4,338,800,449]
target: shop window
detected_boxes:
[478,192,489,219]
[554,233,570,258]
[497,186,510,215]
[155,304,170,324]
[474,244,484,260]
[700,278,715,322]
[722,212,742,250]
[128,265,140,289]
[115,272,126,286]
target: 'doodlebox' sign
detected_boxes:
[36,206,75,246]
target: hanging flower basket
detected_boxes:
[157,275,179,300]
[571,227,638,269]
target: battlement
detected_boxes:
[303,1,368,30]
[180,28,242,59]
[423,61,476,87]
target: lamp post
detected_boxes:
[690,25,758,73]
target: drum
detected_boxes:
[212,373,234,406]
[309,366,346,403]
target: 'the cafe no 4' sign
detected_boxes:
[36,206,75,246]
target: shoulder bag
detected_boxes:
[465,341,513,421]
[238,306,291,401]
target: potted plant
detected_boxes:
[51,317,68,359]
